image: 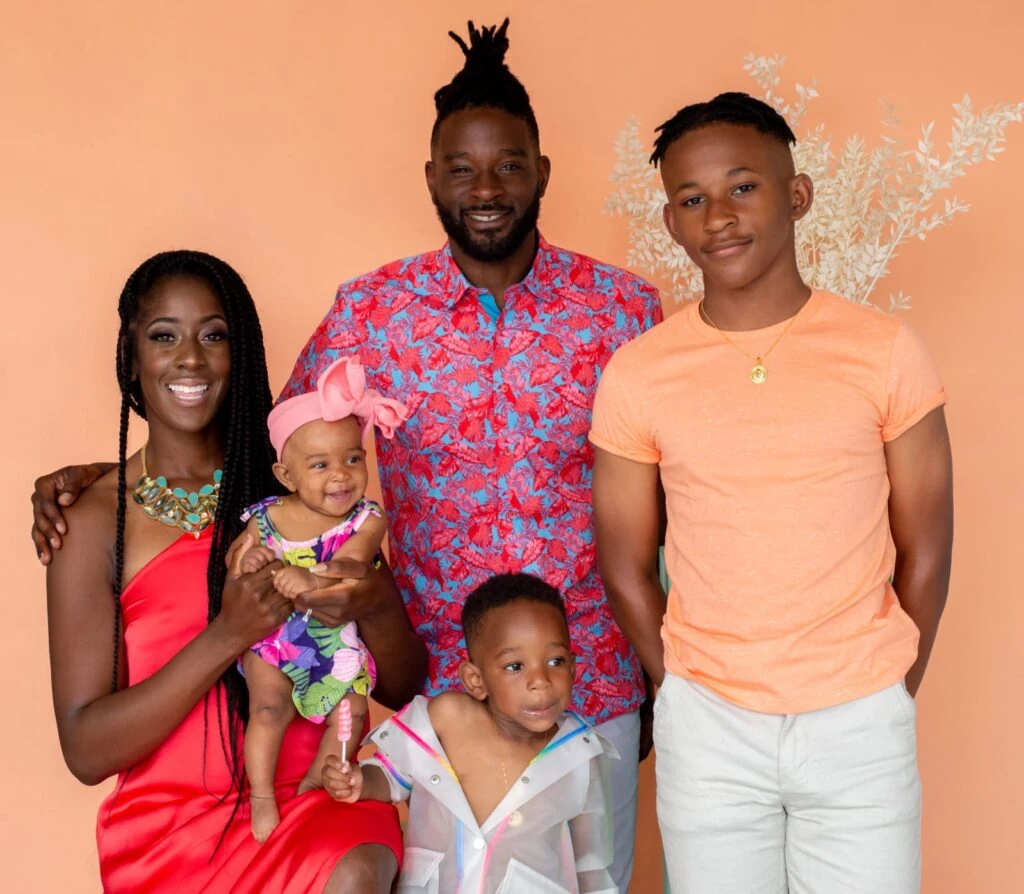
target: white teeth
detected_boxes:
[169,384,208,394]
[469,213,502,221]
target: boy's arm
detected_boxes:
[592,447,667,685]
[568,755,618,894]
[884,407,954,696]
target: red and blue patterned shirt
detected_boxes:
[282,236,662,723]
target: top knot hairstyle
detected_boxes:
[650,91,797,167]
[431,18,539,146]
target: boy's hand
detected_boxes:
[238,545,276,575]
[272,566,319,600]
[322,755,363,803]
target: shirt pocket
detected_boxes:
[495,857,571,894]
[396,846,444,894]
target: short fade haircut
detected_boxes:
[650,91,796,167]
[461,572,567,653]
[431,18,540,147]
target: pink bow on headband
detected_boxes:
[268,356,409,458]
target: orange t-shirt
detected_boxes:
[589,292,946,713]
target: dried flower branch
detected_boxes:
[605,54,1023,310]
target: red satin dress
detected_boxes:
[95,529,402,892]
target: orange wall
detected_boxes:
[2,2,1022,891]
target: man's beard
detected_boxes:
[433,187,542,263]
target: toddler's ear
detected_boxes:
[458,660,488,702]
[272,461,297,492]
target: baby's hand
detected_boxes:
[239,545,276,575]
[322,755,363,803]
[272,565,318,600]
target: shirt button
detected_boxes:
[473,837,486,850]
[430,775,440,785]
[583,736,591,744]
[380,731,389,739]
[521,776,530,784]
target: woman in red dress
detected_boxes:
[45,250,423,892]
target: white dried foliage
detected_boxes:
[604,54,1023,310]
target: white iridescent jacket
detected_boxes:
[363,695,619,894]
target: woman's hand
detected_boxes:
[215,537,293,650]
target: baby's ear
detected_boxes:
[458,660,488,702]
[272,461,297,492]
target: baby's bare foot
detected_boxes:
[297,773,324,795]
[250,795,280,844]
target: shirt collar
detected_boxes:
[431,232,558,307]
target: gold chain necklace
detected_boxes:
[700,299,804,384]
[132,443,222,538]
[499,726,556,828]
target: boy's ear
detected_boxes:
[272,461,297,493]
[789,172,814,222]
[459,660,488,702]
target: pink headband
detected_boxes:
[268,355,409,459]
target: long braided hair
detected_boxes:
[112,249,278,793]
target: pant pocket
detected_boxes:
[893,680,917,727]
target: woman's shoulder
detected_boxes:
[65,467,121,536]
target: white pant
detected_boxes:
[595,710,641,893]
[654,674,921,894]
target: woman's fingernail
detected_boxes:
[50,538,59,548]
[311,564,326,574]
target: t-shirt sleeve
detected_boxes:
[589,349,660,464]
[880,321,946,442]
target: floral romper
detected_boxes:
[241,496,378,721]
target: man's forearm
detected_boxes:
[894,549,951,696]
[360,567,427,709]
[605,568,668,685]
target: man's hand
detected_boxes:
[293,558,386,628]
[31,463,114,564]
[322,755,363,803]
[639,691,655,762]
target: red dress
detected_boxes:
[95,530,402,892]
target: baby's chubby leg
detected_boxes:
[299,693,369,795]
[242,650,298,843]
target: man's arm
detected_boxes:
[592,446,667,685]
[884,407,954,696]
[296,556,428,710]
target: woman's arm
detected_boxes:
[47,499,293,785]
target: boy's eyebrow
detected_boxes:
[675,166,756,194]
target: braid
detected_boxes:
[431,18,539,145]
[114,250,279,812]
[110,394,130,692]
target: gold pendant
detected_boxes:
[749,362,768,385]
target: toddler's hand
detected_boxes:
[322,755,363,803]
[272,566,318,600]
[239,545,276,575]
